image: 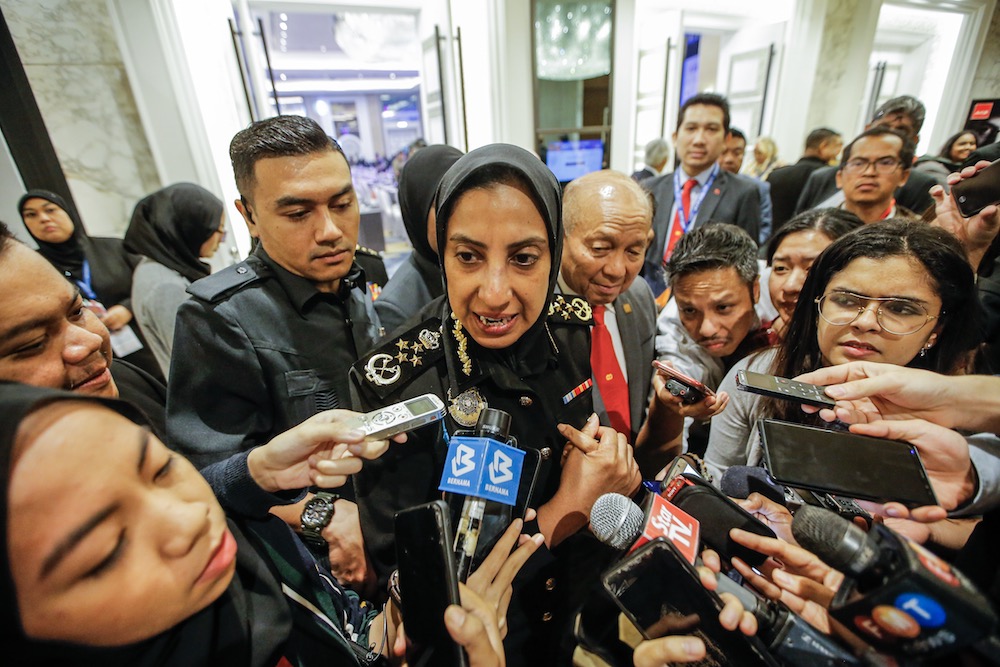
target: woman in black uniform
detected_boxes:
[351,144,641,665]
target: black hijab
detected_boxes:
[17,189,90,281]
[0,384,292,667]
[124,183,224,283]
[434,144,563,376]
[398,145,463,264]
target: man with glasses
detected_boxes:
[835,126,917,223]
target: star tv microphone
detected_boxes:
[793,504,998,659]
[590,491,701,563]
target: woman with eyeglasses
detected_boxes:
[703,220,981,483]
[124,183,226,376]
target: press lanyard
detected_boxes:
[75,259,98,300]
[673,164,719,233]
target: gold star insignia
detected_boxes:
[395,339,409,351]
[410,354,422,367]
[396,351,409,363]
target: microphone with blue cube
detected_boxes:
[439,408,523,581]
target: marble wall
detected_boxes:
[971,4,1000,101]
[1,0,160,237]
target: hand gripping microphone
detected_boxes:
[592,494,861,665]
[439,408,521,581]
[793,504,998,659]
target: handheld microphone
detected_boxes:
[714,575,862,666]
[440,408,520,581]
[590,491,700,563]
[793,505,998,659]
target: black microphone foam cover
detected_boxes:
[791,505,878,576]
[590,492,644,549]
[720,466,786,505]
[475,408,511,440]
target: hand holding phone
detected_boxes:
[736,369,836,409]
[395,501,468,667]
[652,360,715,404]
[952,158,1000,217]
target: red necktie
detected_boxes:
[591,305,631,439]
[663,178,698,262]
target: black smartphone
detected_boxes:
[394,500,468,667]
[952,158,1000,217]
[757,419,938,508]
[602,538,780,666]
[735,370,836,409]
[663,473,777,568]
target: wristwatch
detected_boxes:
[300,491,339,545]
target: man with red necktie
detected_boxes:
[559,170,657,446]
[641,92,762,302]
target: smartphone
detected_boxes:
[346,393,446,441]
[735,369,836,409]
[663,473,777,568]
[653,360,715,404]
[603,538,780,666]
[757,419,938,508]
[953,158,1000,217]
[394,501,468,667]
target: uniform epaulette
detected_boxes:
[187,259,266,303]
[353,317,444,399]
[355,244,383,258]
[547,293,593,325]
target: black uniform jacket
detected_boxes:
[167,247,381,473]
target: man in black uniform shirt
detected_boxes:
[167,115,381,592]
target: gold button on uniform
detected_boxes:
[542,612,553,622]
[545,577,556,591]
[540,447,552,460]
[519,396,533,406]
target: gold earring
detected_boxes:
[452,312,472,376]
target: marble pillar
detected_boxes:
[971,5,1000,101]
[1,0,160,237]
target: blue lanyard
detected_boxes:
[75,259,97,300]
[673,164,719,233]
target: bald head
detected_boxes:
[561,170,654,306]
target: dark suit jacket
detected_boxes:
[794,165,938,217]
[590,279,657,444]
[641,169,761,295]
[767,156,828,230]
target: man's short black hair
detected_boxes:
[665,223,758,288]
[840,127,915,171]
[728,128,747,143]
[677,93,730,133]
[229,115,344,201]
[805,128,840,151]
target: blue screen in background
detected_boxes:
[546,139,604,182]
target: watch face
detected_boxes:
[302,497,335,529]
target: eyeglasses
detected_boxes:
[841,157,902,175]
[815,292,939,336]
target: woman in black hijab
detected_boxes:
[351,144,641,666]
[124,183,225,375]
[18,190,162,381]
[0,383,524,666]
[374,145,463,336]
